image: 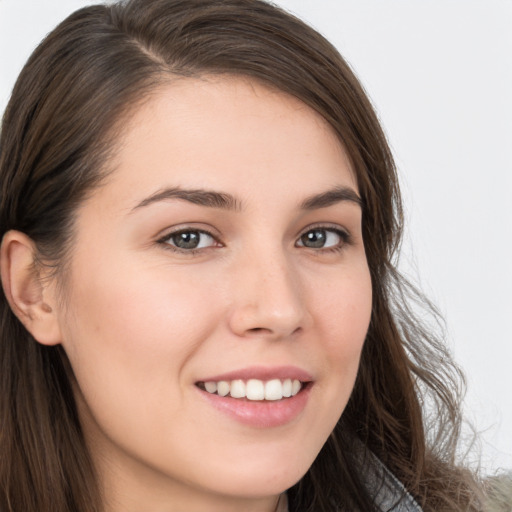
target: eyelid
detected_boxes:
[155,222,221,241]
[297,223,351,238]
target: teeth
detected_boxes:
[202,378,304,400]
[265,379,283,400]
[282,379,292,398]
[204,381,217,394]
[246,379,265,400]
[217,381,230,397]
[230,379,245,398]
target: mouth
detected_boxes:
[196,378,308,401]
[194,366,314,427]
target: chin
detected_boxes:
[189,445,315,499]
[203,467,305,499]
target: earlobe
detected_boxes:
[0,230,62,346]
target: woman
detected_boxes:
[0,0,482,510]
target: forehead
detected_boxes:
[93,76,357,211]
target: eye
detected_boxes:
[160,229,218,251]
[296,227,348,250]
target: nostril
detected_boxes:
[247,327,270,334]
[245,326,302,337]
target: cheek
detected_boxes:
[316,264,372,357]
[301,263,372,440]
[68,252,212,337]
[58,260,229,471]
[59,257,220,408]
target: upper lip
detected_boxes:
[197,365,314,383]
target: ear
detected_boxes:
[0,230,62,346]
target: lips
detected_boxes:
[195,366,313,427]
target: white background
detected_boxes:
[1,0,511,474]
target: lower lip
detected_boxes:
[197,384,312,428]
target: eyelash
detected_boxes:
[157,225,352,255]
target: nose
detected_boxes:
[227,250,308,340]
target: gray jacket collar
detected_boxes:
[363,451,423,511]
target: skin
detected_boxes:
[3,77,372,511]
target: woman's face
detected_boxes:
[55,77,372,510]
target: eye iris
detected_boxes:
[301,229,326,248]
[172,231,200,249]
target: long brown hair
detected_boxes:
[0,1,480,510]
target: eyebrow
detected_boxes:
[131,187,241,212]
[130,185,362,213]
[300,186,362,210]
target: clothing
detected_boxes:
[276,493,288,512]
[278,452,423,512]
[363,453,423,511]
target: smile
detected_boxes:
[195,367,314,427]
[197,378,304,401]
